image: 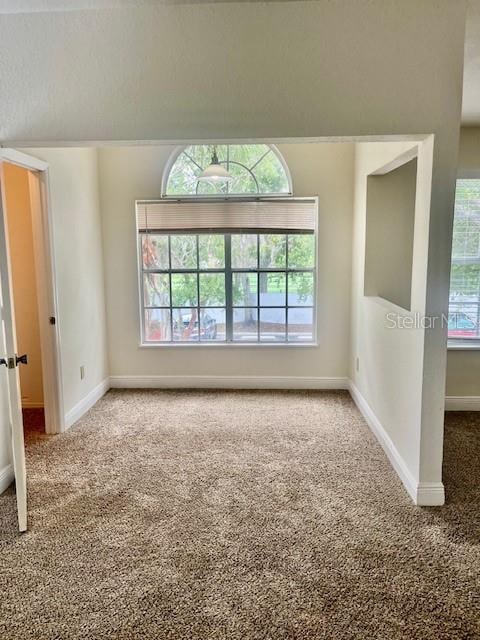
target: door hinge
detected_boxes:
[49,316,56,325]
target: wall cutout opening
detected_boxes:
[364,157,417,311]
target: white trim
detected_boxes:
[369,145,418,176]
[447,339,480,350]
[0,149,65,435]
[7,134,430,148]
[0,148,48,171]
[416,483,446,506]
[139,342,319,349]
[109,375,349,390]
[64,378,110,428]
[0,464,14,494]
[28,170,65,434]
[445,396,480,411]
[348,382,445,506]
[21,401,44,409]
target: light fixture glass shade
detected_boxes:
[197,147,233,184]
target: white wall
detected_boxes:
[0,1,467,500]
[446,127,480,398]
[3,163,44,408]
[99,143,354,382]
[350,139,440,504]
[364,158,417,311]
[24,148,109,419]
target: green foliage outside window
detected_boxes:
[165,144,291,196]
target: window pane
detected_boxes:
[259,272,286,306]
[199,234,225,269]
[233,309,258,341]
[449,179,480,339]
[188,144,228,169]
[288,272,314,306]
[228,144,269,168]
[232,273,258,306]
[288,234,315,268]
[196,179,229,196]
[172,308,200,341]
[226,163,257,194]
[170,235,197,269]
[254,151,290,194]
[232,234,258,268]
[166,154,201,195]
[144,308,171,342]
[142,235,169,270]
[143,273,170,307]
[199,273,225,306]
[165,145,290,197]
[200,309,226,342]
[259,234,286,268]
[171,273,198,306]
[288,308,314,342]
[259,308,286,342]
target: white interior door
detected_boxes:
[0,161,27,532]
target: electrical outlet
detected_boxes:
[80,365,86,380]
[356,357,360,372]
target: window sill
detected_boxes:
[139,342,319,349]
[448,340,480,351]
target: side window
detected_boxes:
[448,179,480,340]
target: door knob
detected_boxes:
[16,354,28,366]
[0,358,7,367]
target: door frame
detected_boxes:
[0,148,65,434]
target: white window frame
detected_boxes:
[136,197,319,348]
[161,144,293,199]
[447,173,480,350]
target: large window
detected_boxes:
[141,146,315,345]
[141,231,316,344]
[448,179,480,341]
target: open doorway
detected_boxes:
[3,163,45,435]
[0,150,64,439]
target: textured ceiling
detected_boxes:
[463,0,480,125]
[0,0,291,10]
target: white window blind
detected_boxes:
[448,179,480,340]
[136,199,316,233]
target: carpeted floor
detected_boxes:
[0,390,479,639]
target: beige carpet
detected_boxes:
[0,390,479,639]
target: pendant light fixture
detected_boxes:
[197,145,233,185]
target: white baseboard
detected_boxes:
[416,482,446,506]
[348,382,445,506]
[109,375,349,390]
[65,378,110,429]
[445,396,480,411]
[0,464,14,494]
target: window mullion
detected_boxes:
[196,235,200,342]
[285,233,289,342]
[168,235,173,340]
[225,234,233,342]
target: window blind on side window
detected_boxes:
[448,179,480,340]
[136,199,316,233]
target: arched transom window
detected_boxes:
[163,144,292,197]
